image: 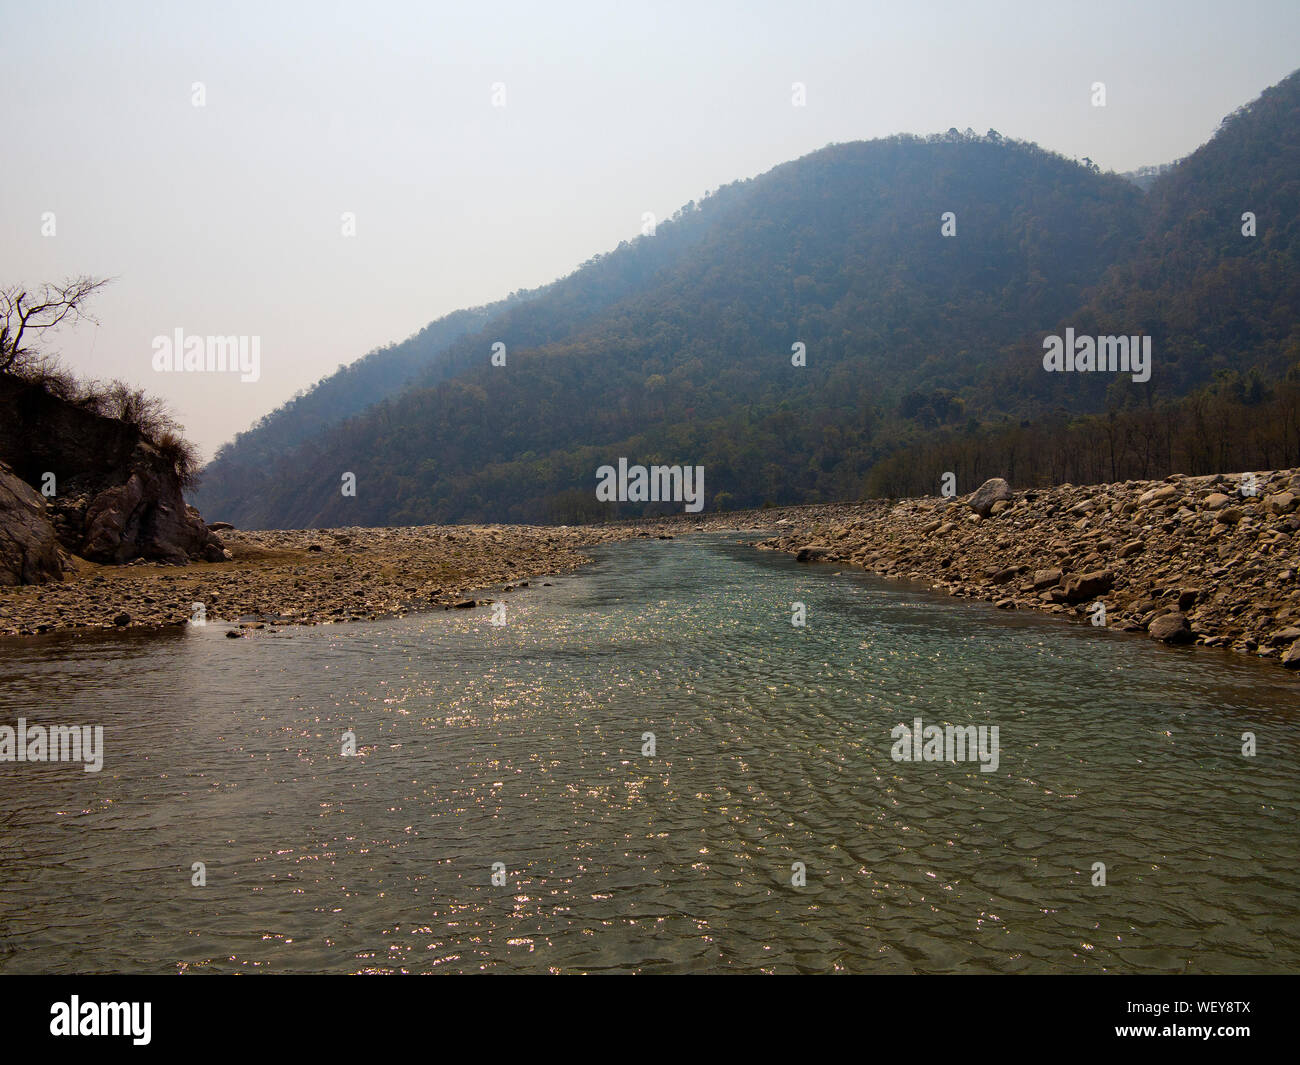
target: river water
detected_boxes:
[0,535,1296,973]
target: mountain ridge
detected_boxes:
[195,69,1300,527]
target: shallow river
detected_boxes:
[0,535,1296,973]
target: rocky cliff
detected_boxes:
[0,375,225,584]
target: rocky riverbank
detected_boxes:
[745,469,1300,671]
[0,523,669,636]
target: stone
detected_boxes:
[1031,568,1062,590]
[0,461,69,586]
[1266,492,1297,515]
[968,478,1012,518]
[1139,484,1179,505]
[1063,569,1114,604]
[1149,612,1194,644]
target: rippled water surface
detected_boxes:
[0,535,1297,973]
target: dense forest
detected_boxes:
[195,69,1300,528]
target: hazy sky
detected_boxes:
[4,0,1299,458]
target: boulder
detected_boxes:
[1266,492,1297,516]
[1149,612,1194,644]
[0,461,69,585]
[1063,569,1114,603]
[969,478,1012,518]
[1031,568,1062,590]
[1139,484,1179,505]
[82,465,226,565]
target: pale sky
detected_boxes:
[3,0,1299,457]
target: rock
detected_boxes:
[1149,612,1193,644]
[225,629,243,638]
[1,377,226,568]
[796,547,830,563]
[969,478,1012,518]
[1266,492,1297,515]
[1118,540,1144,558]
[1140,484,1180,505]
[1217,507,1244,525]
[208,521,236,531]
[1283,642,1300,669]
[1031,568,1063,590]
[1202,493,1232,510]
[1063,569,1114,604]
[113,613,131,626]
[0,461,69,585]
[82,468,226,565]
[452,599,477,609]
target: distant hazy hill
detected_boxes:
[1074,68,1300,389]
[196,69,1300,527]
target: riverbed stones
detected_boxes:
[747,467,1300,673]
[0,522,670,635]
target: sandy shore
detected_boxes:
[0,523,672,637]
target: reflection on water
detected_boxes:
[0,536,1296,973]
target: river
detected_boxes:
[0,534,1296,973]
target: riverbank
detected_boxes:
[731,469,1300,671]
[6,470,1298,671]
[0,523,671,636]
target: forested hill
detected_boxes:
[214,304,500,472]
[195,69,1300,527]
[194,184,736,518]
[1064,66,1300,392]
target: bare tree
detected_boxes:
[0,276,112,376]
